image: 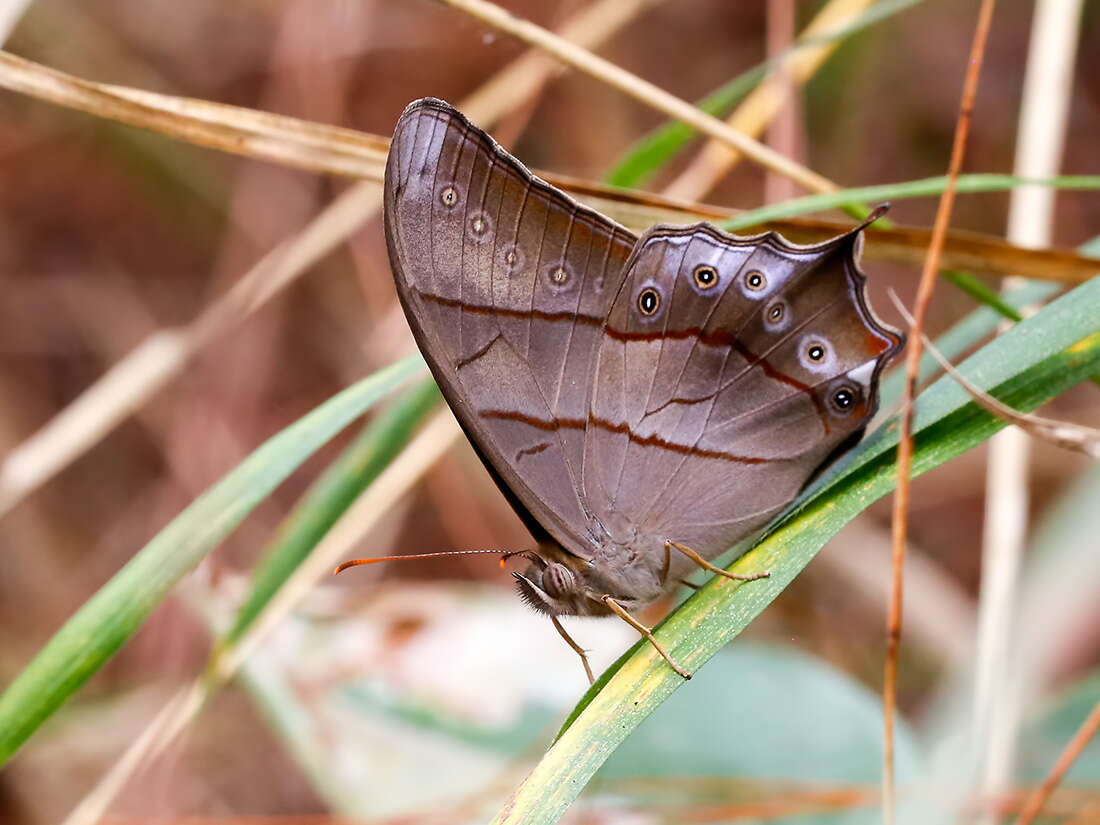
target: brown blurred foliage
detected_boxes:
[0,1,1098,822]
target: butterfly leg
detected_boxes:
[551,615,594,685]
[666,540,770,583]
[656,545,703,590]
[601,595,691,679]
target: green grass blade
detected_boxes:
[605,0,924,189]
[878,280,1059,408]
[0,355,426,764]
[942,270,1025,322]
[722,174,1100,231]
[605,72,763,190]
[492,276,1100,825]
[223,377,441,644]
[940,271,1100,389]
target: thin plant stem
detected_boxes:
[883,1,998,822]
[60,412,462,825]
[0,0,655,518]
[437,0,839,195]
[665,0,874,201]
[53,2,666,818]
[1014,696,1100,825]
[975,1,1085,815]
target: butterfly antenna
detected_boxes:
[333,548,530,576]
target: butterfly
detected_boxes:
[344,98,903,681]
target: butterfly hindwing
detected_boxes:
[583,223,902,559]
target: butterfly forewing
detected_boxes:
[384,98,638,558]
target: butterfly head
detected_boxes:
[512,542,633,617]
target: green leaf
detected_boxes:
[721,175,1100,232]
[605,71,763,190]
[491,275,1100,825]
[605,0,924,189]
[878,279,1060,408]
[0,355,426,764]
[942,270,1024,322]
[1080,234,1100,256]
[598,643,921,783]
[937,268,1100,389]
[223,377,441,644]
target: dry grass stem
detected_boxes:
[0,183,383,518]
[60,683,207,825]
[0,0,661,518]
[0,330,189,517]
[0,53,1094,275]
[0,51,389,180]
[884,1,998,821]
[53,2,663,818]
[977,0,1086,817]
[665,0,875,201]
[458,0,667,124]
[0,163,1092,517]
[1015,697,1100,825]
[573,190,1100,283]
[211,411,462,681]
[762,0,801,205]
[913,321,1099,458]
[61,412,463,825]
[437,0,839,195]
[0,1,31,42]
[5,4,1097,825]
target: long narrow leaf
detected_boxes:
[878,279,1060,406]
[0,355,426,763]
[224,377,440,643]
[606,0,924,188]
[723,174,1100,231]
[493,275,1100,825]
[943,270,1025,323]
[606,71,763,190]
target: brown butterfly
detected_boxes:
[340,98,903,682]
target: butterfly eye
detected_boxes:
[542,563,576,599]
[693,264,719,289]
[807,343,827,362]
[637,287,661,316]
[440,186,459,207]
[745,270,767,291]
[830,385,858,414]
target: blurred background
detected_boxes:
[1,1,1098,823]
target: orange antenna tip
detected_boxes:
[334,559,370,575]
